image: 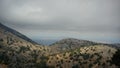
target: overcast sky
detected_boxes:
[0,0,120,43]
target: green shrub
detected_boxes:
[82,54,90,60]
[89,64,93,68]
[35,56,50,68]
[0,38,3,42]
[72,64,79,68]
[111,49,120,66]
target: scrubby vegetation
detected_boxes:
[47,45,118,68]
[0,23,120,68]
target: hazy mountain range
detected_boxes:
[0,23,120,68]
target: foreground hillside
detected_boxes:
[0,23,120,68]
[47,45,118,68]
[0,23,50,68]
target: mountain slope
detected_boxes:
[50,38,98,54]
[47,45,118,68]
[0,23,50,68]
[0,23,37,44]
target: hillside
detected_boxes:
[47,45,118,68]
[0,23,120,68]
[49,38,99,54]
[0,23,37,44]
[0,23,50,68]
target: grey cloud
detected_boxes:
[0,0,120,43]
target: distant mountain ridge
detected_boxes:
[49,38,99,53]
[35,39,58,45]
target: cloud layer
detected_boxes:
[0,0,120,43]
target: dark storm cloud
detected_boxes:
[0,0,120,43]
